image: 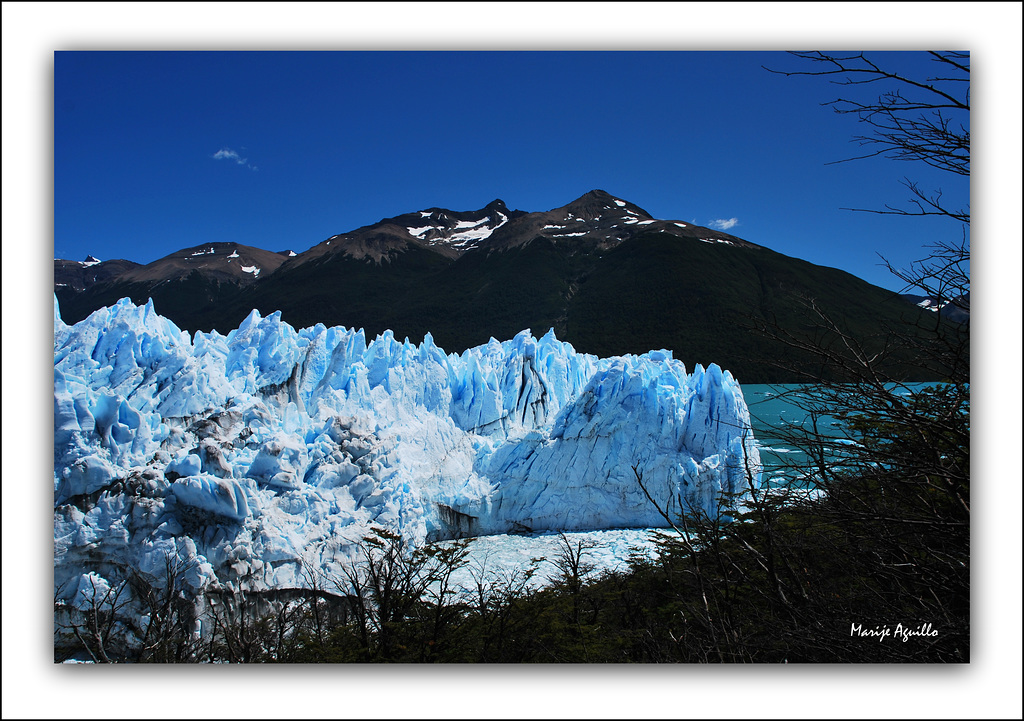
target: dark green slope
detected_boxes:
[566,233,934,382]
[55,272,246,331]
[240,237,582,350]
[55,246,454,338]
[223,245,455,339]
[228,237,585,350]
[388,237,582,350]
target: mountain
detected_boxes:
[302,198,529,261]
[55,242,292,332]
[55,256,142,292]
[479,188,758,253]
[110,241,292,284]
[272,189,749,264]
[54,190,944,383]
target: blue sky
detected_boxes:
[55,49,970,292]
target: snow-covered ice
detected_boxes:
[436,528,672,596]
[53,296,760,601]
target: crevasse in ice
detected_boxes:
[53,296,760,596]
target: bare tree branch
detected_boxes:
[765,51,970,224]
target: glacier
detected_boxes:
[53,296,760,603]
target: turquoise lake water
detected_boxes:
[741,384,839,486]
[741,382,939,487]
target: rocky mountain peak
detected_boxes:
[560,189,653,222]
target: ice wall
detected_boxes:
[53,297,760,596]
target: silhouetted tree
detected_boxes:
[752,51,970,660]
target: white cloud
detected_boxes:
[213,147,245,163]
[708,217,739,231]
[212,147,257,170]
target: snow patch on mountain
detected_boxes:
[407,211,510,251]
[916,298,949,311]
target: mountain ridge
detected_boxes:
[54,190,947,383]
